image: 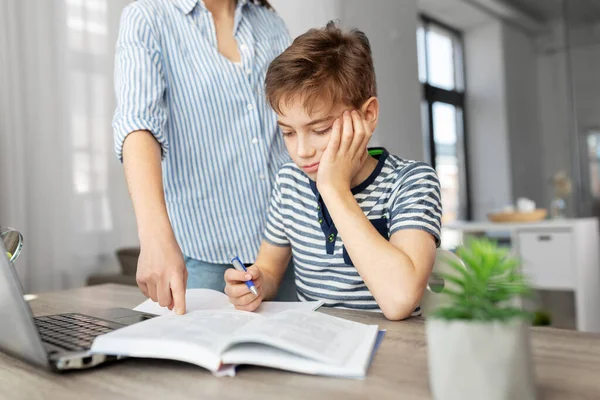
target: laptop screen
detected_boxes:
[0,240,49,369]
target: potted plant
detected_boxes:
[426,237,537,400]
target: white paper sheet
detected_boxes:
[133,288,322,317]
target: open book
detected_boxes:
[91,308,380,379]
[132,288,322,317]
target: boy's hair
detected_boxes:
[265,21,377,115]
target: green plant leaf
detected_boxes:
[429,236,533,322]
[438,274,467,289]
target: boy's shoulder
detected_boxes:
[381,152,438,183]
[276,162,311,185]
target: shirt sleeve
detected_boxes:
[112,4,168,162]
[389,162,443,247]
[264,169,290,247]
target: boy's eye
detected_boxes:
[282,131,294,137]
[314,126,332,135]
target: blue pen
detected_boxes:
[230,256,258,297]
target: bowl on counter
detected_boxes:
[487,208,548,223]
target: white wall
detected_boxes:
[537,45,575,215]
[270,0,341,39]
[462,18,548,220]
[464,22,513,219]
[536,21,600,217]
[342,0,423,160]
[270,0,424,160]
[503,24,544,208]
[461,17,600,220]
[569,35,600,217]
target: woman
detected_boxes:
[113,0,295,314]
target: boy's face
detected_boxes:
[276,99,352,181]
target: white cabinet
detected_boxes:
[443,218,600,333]
[517,230,575,290]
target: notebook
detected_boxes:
[90,307,380,379]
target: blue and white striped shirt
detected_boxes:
[113,0,291,263]
[264,149,442,314]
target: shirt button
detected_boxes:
[240,44,247,52]
[246,68,252,75]
[247,104,254,111]
[251,137,258,144]
[259,174,266,180]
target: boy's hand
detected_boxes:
[316,110,372,194]
[224,265,263,312]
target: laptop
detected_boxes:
[0,240,155,371]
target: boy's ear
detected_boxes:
[360,97,379,132]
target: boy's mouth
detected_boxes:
[302,162,319,173]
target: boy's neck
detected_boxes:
[350,155,379,189]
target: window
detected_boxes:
[417,16,470,223]
[65,0,113,232]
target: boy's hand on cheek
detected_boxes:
[317,110,371,194]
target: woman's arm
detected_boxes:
[122,131,187,315]
[113,6,187,313]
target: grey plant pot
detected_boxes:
[426,318,537,400]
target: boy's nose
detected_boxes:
[296,138,315,158]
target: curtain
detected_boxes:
[0,0,138,293]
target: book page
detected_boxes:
[91,309,263,371]
[224,310,376,367]
[253,300,323,316]
[133,288,231,315]
[133,288,323,317]
[221,328,381,379]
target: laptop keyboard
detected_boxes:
[34,313,115,352]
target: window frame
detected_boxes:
[419,14,472,221]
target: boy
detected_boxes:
[224,22,442,320]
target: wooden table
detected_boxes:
[2,284,600,400]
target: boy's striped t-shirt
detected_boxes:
[264,148,443,315]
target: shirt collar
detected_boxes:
[171,0,249,15]
[170,0,198,14]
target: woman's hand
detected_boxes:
[136,235,188,315]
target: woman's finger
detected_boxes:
[157,277,173,307]
[147,282,158,303]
